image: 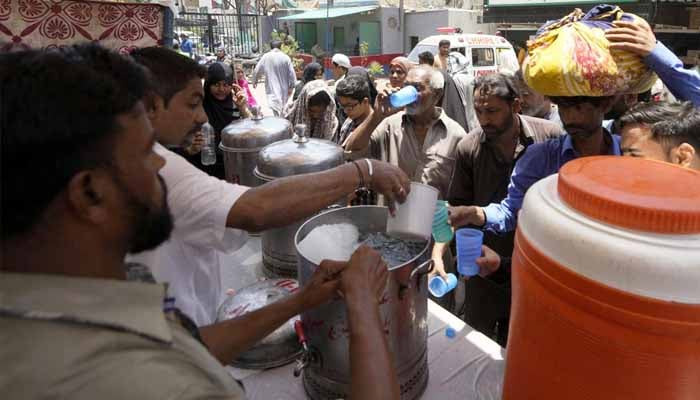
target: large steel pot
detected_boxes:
[216,278,302,369]
[256,124,344,278]
[219,106,291,186]
[294,206,432,400]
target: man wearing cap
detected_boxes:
[253,40,296,116]
[332,53,352,85]
[331,53,353,136]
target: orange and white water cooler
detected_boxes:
[504,156,700,399]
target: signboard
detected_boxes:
[486,0,635,6]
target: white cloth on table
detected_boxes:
[127,143,249,327]
[253,48,296,116]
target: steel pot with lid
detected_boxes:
[216,278,302,369]
[256,124,344,278]
[219,106,291,186]
[294,206,433,400]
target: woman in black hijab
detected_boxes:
[199,62,248,179]
[292,62,323,101]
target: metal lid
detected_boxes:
[216,278,302,369]
[254,124,344,181]
[219,106,292,152]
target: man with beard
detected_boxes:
[432,73,562,345]
[344,65,467,199]
[513,70,562,128]
[0,44,400,400]
[128,47,410,331]
[449,94,618,234]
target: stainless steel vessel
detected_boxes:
[294,206,432,400]
[219,106,291,186]
[216,278,302,369]
[255,124,344,278]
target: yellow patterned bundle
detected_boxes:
[524,5,657,97]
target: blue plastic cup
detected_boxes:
[432,200,454,243]
[389,85,418,108]
[456,228,484,277]
[428,273,458,297]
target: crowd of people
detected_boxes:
[1,13,699,399]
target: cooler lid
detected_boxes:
[558,156,700,234]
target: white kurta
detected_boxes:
[127,143,249,326]
[253,48,296,116]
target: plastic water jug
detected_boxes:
[504,156,700,399]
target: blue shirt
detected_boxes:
[645,42,700,106]
[482,132,621,233]
[181,39,193,56]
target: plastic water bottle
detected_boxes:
[389,85,418,108]
[201,123,216,166]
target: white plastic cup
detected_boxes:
[386,182,439,240]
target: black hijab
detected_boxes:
[294,62,324,101]
[303,62,323,83]
[203,62,237,135]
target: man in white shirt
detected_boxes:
[130,47,411,327]
[252,40,296,116]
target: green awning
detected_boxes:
[278,6,377,20]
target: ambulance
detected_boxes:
[407,28,519,77]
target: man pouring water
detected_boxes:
[126,47,412,330]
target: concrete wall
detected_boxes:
[291,8,389,55]
[379,7,403,54]
[404,8,495,52]
[447,9,495,34]
[404,10,450,51]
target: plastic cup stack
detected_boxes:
[456,228,483,277]
[432,200,454,243]
[429,273,458,298]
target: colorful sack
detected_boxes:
[523,5,657,97]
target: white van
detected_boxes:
[407,33,519,78]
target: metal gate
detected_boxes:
[174,12,260,57]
